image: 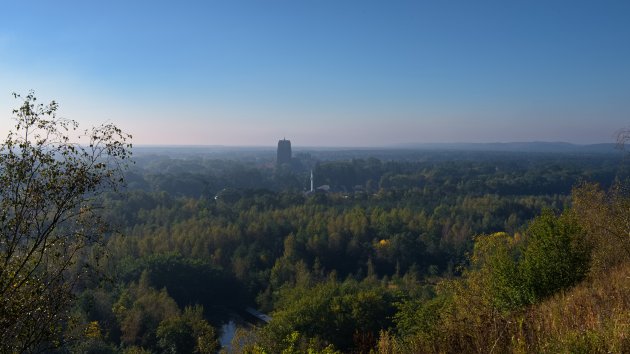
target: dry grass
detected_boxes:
[380,262,630,353]
[514,263,630,353]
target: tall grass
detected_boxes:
[378,261,630,354]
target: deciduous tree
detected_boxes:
[0,92,131,352]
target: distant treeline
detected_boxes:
[127,150,624,196]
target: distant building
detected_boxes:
[277,138,292,165]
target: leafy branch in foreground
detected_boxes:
[0,92,131,352]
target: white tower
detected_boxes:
[310,170,314,192]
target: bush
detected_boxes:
[520,210,590,303]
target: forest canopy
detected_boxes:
[2,94,629,353]
[82,144,628,352]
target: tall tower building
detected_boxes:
[277,138,292,165]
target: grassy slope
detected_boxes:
[379,263,630,354]
[514,263,630,353]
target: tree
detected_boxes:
[156,306,219,354]
[259,278,397,352]
[520,210,589,303]
[468,232,525,311]
[0,92,131,352]
[113,272,181,350]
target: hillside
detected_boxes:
[376,182,630,354]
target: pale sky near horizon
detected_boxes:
[1,1,629,147]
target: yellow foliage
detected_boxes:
[85,321,102,340]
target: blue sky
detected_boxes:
[1,1,629,146]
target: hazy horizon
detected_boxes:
[2,1,629,146]
[131,140,616,148]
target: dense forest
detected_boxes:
[60,148,630,353]
[1,98,628,353]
